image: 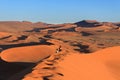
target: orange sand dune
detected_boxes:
[8,46,120,80]
[0,32,11,38]
[92,46,120,80]
[92,46,120,61]
[58,46,120,80]
[0,45,57,63]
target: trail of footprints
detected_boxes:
[23,52,66,80]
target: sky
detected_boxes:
[0,0,120,24]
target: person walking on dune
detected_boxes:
[56,45,62,53]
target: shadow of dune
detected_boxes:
[0,59,36,80]
[0,35,12,40]
[56,27,76,32]
[12,35,28,42]
[0,40,54,50]
[80,31,93,36]
[7,56,50,80]
[25,28,43,32]
[25,26,60,32]
[72,43,90,53]
[43,35,52,38]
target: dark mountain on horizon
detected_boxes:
[74,20,120,28]
[114,22,120,27]
[74,20,102,27]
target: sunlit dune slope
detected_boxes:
[0,32,11,38]
[91,46,120,80]
[0,45,56,63]
[58,46,120,80]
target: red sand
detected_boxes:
[6,46,120,80]
[58,46,120,80]
[0,20,119,80]
[0,45,57,63]
[0,32,11,38]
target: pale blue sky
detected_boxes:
[0,0,120,23]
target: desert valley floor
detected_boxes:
[0,20,120,80]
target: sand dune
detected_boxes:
[92,46,120,80]
[0,21,51,33]
[17,46,120,80]
[0,20,119,80]
[0,45,57,63]
[0,32,12,39]
[58,46,120,80]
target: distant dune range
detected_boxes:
[0,20,119,80]
[0,21,49,32]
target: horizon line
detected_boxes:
[0,20,120,24]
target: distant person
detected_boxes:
[56,45,62,53]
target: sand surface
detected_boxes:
[0,45,57,63]
[58,46,120,80]
[0,20,119,80]
[20,46,120,80]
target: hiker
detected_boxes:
[56,45,62,53]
